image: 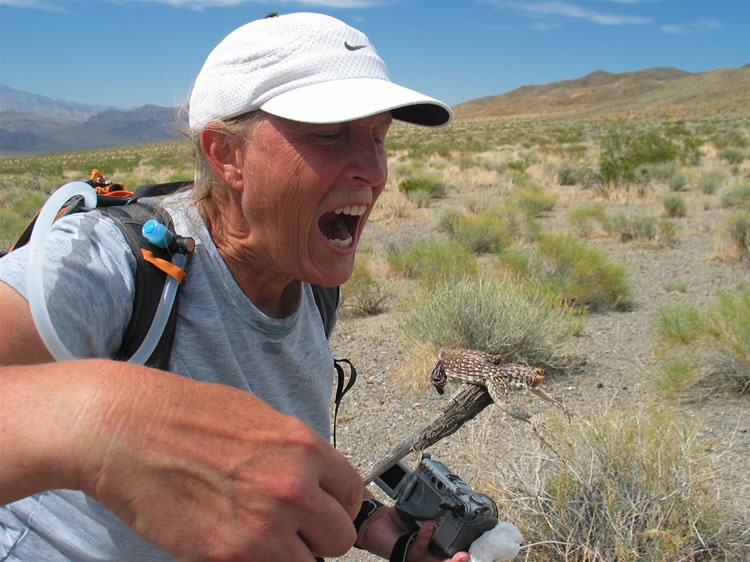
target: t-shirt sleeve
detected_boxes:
[0,211,136,359]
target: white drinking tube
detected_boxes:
[26,182,97,361]
[26,181,183,364]
[126,251,185,365]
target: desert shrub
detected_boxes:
[398,274,581,369]
[557,165,595,187]
[657,220,679,247]
[606,213,658,242]
[648,161,676,181]
[696,169,727,194]
[535,233,632,311]
[655,289,750,395]
[455,155,477,170]
[727,212,750,257]
[567,202,609,237]
[436,206,464,236]
[499,234,632,312]
[509,189,557,218]
[663,281,687,294]
[484,406,749,561]
[0,189,46,250]
[557,143,588,160]
[341,253,389,316]
[386,236,478,286]
[451,213,513,254]
[718,148,746,165]
[597,125,678,188]
[479,156,507,174]
[711,128,747,149]
[463,196,489,214]
[404,189,433,208]
[667,173,688,191]
[507,159,529,173]
[678,135,704,165]
[720,183,750,210]
[393,161,425,176]
[397,175,446,199]
[660,193,687,218]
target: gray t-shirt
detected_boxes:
[0,194,336,560]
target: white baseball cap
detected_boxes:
[188,12,453,131]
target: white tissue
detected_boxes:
[468,522,524,562]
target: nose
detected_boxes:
[349,132,388,188]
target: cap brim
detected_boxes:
[259,77,453,127]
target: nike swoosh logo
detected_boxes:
[345,41,367,51]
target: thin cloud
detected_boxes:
[532,21,561,30]
[0,0,384,10]
[662,19,723,35]
[148,0,384,7]
[497,1,651,26]
[0,0,66,10]
[600,0,660,4]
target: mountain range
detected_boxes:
[2,63,749,155]
[454,64,750,119]
[0,85,184,155]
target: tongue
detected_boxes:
[320,212,351,241]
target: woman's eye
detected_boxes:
[314,129,344,140]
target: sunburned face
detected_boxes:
[236,111,391,287]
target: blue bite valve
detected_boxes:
[142,219,174,248]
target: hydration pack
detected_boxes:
[2,170,341,367]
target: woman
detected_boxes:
[0,12,464,562]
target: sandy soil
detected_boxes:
[328,176,749,561]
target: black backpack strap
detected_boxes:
[311,284,339,339]
[133,180,193,200]
[331,358,357,448]
[97,200,186,370]
[310,285,358,448]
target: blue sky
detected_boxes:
[0,0,748,110]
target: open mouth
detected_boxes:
[318,205,367,248]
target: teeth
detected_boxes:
[334,205,366,216]
[329,236,353,248]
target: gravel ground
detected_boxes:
[327,182,749,561]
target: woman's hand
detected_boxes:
[1,359,363,561]
[358,504,471,562]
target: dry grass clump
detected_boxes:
[397,273,581,371]
[371,187,412,222]
[726,212,750,259]
[660,193,688,218]
[654,288,750,396]
[340,251,389,317]
[0,188,46,250]
[476,406,749,561]
[450,211,515,254]
[496,233,633,312]
[386,236,479,287]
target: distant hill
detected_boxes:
[0,85,106,120]
[3,64,750,154]
[0,86,183,155]
[454,65,750,120]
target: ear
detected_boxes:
[199,123,245,192]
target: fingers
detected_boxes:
[297,487,358,556]
[317,444,363,519]
[298,443,362,556]
[407,521,436,561]
[406,521,470,562]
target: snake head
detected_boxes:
[430,360,447,395]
